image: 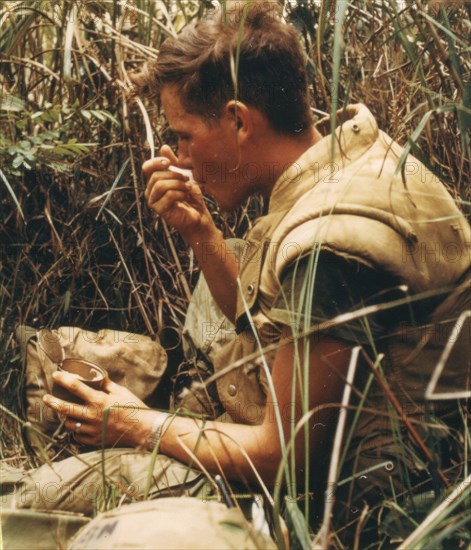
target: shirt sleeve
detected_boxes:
[268,250,404,345]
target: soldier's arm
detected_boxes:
[183,221,239,323]
[140,330,350,485]
[143,153,239,322]
[43,330,349,485]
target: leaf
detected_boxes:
[91,110,106,122]
[15,119,27,130]
[19,140,31,150]
[0,92,26,112]
[284,499,311,550]
[46,145,76,157]
[81,110,120,126]
[39,141,96,159]
[12,155,24,169]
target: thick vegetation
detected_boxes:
[1,1,469,548]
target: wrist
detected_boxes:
[145,412,171,451]
[183,219,219,249]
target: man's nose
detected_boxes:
[177,143,192,168]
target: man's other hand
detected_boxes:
[43,371,153,448]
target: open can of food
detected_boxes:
[52,359,108,403]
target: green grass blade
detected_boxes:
[0,167,25,221]
[330,0,349,148]
[95,158,130,220]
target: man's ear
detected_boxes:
[225,100,252,144]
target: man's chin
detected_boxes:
[200,183,242,212]
[213,192,241,212]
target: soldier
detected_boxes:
[8,2,471,545]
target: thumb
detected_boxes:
[160,144,179,164]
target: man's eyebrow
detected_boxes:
[169,127,190,138]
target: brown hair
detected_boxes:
[132,3,313,135]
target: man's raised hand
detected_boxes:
[143,145,213,242]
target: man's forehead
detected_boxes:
[159,89,189,129]
[161,86,223,132]
[160,86,184,114]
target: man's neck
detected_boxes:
[257,125,322,199]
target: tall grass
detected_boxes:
[1,0,469,548]
[0,0,247,421]
[286,1,469,546]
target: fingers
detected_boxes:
[62,416,119,447]
[147,184,191,214]
[53,370,100,403]
[145,170,189,198]
[63,417,93,437]
[144,166,190,205]
[160,144,178,164]
[42,373,148,448]
[185,181,204,200]
[142,156,170,181]
[43,370,104,419]
[43,391,143,445]
[141,145,178,182]
[142,142,195,219]
[43,392,100,421]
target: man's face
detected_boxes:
[160,85,251,211]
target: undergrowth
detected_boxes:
[1,1,469,548]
